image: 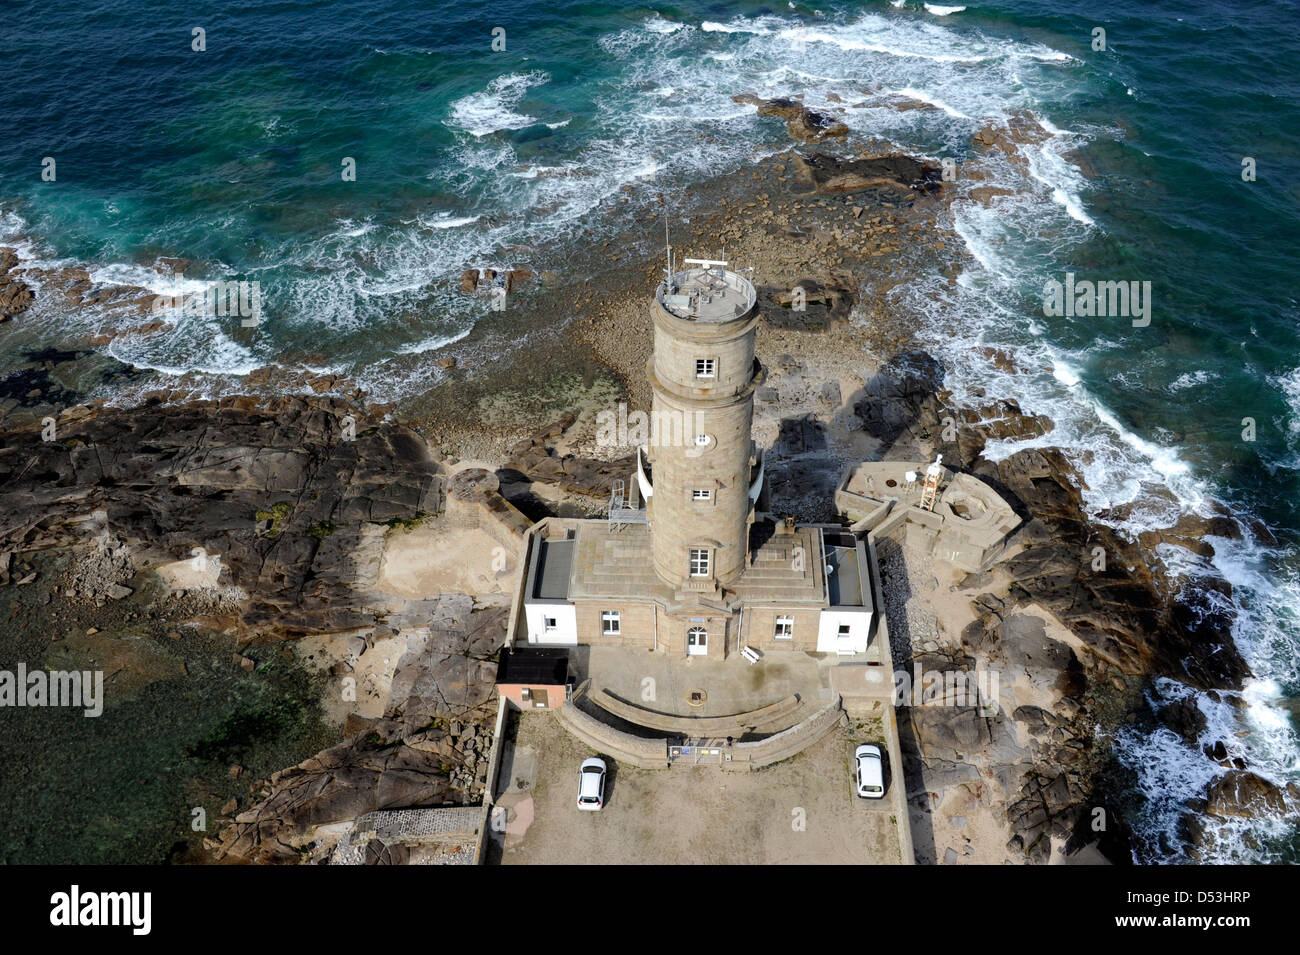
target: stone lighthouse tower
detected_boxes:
[644,262,765,592]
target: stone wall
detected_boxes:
[555,684,671,769]
[738,605,823,653]
[725,696,846,771]
[446,467,532,555]
[573,600,657,649]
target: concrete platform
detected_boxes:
[578,644,833,720]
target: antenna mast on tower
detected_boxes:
[662,198,674,292]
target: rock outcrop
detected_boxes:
[761,277,856,331]
[733,94,849,143]
[0,395,442,637]
[505,413,635,499]
[0,248,36,319]
[213,595,507,864]
[793,152,942,197]
[865,352,1255,863]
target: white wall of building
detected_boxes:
[817,608,873,654]
[524,602,577,645]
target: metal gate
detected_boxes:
[668,738,730,765]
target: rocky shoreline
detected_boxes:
[1,105,1293,863]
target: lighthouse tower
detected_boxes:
[644,261,765,592]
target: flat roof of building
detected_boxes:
[568,523,673,602]
[826,543,871,609]
[532,538,575,600]
[496,647,570,686]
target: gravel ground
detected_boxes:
[877,538,941,669]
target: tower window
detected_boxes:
[694,433,712,448]
[601,610,621,635]
[775,616,793,639]
[689,548,710,577]
[695,358,716,379]
[692,489,712,501]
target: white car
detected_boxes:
[855,744,885,799]
[576,757,607,811]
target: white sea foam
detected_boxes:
[701,20,771,34]
[893,86,971,118]
[105,316,263,378]
[419,212,480,230]
[920,88,1298,861]
[445,71,550,137]
[924,4,966,14]
[1275,366,1300,441]
[645,15,686,34]
[87,263,214,298]
[1169,369,1218,392]
[396,326,472,355]
[1026,144,1095,226]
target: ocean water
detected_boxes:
[3,0,1298,862]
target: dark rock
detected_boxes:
[0,248,36,319]
[791,151,941,195]
[0,395,443,638]
[1161,696,1208,748]
[732,94,849,143]
[1204,771,1288,819]
[505,415,634,499]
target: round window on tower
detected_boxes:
[693,433,714,450]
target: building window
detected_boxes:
[689,548,710,577]
[601,610,621,635]
[544,616,557,632]
[838,624,851,636]
[692,489,712,501]
[695,358,716,379]
[694,433,712,448]
[774,616,793,639]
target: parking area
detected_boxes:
[488,710,904,865]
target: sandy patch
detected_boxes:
[375,519,511,598]
[295,629,409,725]
[154,549,224,590]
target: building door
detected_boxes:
[687,627,708,656]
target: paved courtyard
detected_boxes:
[577,645,834,719]
[489,710,904,865]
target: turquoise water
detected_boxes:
[4,0,1299,862]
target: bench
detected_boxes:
[740,645,762,665]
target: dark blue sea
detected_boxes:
[3,0,1298,862]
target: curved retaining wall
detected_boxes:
[726,696,846,771]
[555,686,671,769]
[591,688,802,736]
[557,683,846,773]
